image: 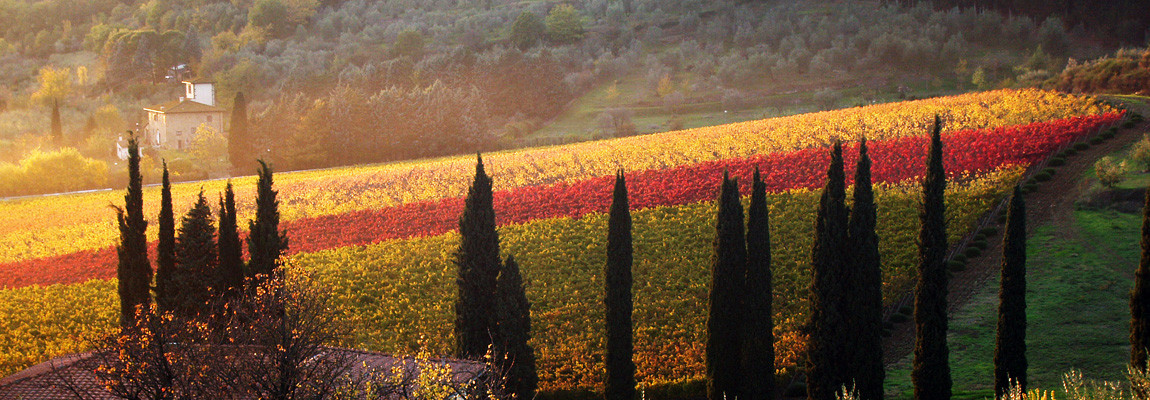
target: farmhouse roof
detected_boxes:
[144,99,226,114]
[0,347,484,399]
[183,77,214,84]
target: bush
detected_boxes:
[1089,137,1104,145]
[1095,156,1128,188]
[0,148,109,197]
[1132,113,1145,123]
[948,260,967,272]
[1128,135,1150,171]
[965,246,983,258]
[952,253,968,263]
[888,313,909,323]
[1062,147,1078,157]
[1049,157,1066,166]
[1074,142,1090,151]
[973,233,987,242]
[1124,121,1136,129]
[972,239,988,250]
[980,226,998,236]
[1033,171,1052,182]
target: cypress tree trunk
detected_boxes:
[218,181,244,300]
[708,172,746,400]
[743,167,775,400]
[455,154,502,359]
[605,171,636,400]
[912,116,952,400]
[50,99,62,145]
[848,139,885,400]
[807,142,850,400]
[155,161,176,313]
[247,160,287,283]
[994,185,1027,397]
[496,255,538,400]
[229,92,249,170]
[174,191,218,320]
[1132,183,1150,371]
[116,134,151,328]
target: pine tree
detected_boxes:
[743,167,775,400]
[1134,183,1150,371]
[115,134,151,328]
[247,160,287,283]
[455,153,502,359]
[218,181,244,300]
[174,191,218,320]
[229,92,249,170]
[50,99,62,144]
[495,255,538,400]
[848,139,885,400]
[995,185,1027,397]
[708,171,746,400]
[807,142,850,400]
[605,171,636,400]
[155,161,176,313]
[912,116,952,400]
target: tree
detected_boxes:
[807,142,850,400]
[115,134,151,329]
[847,139,885,400]
[173,191,218,320]
[218,181,244,301]
[455,153,502,359]
[31,66,72,106]
[545,4,585,44]
[248,160,288,283]
[229,92,249,170]
[248,0,293,38]
[50,99,62,144]
[708,171,746,400]
[495,255,538,400]
[155,161,177,313]
[392,30,425,59]
[913,116,952,400]
[995,186,1027,397]
[743,167,774,400]
[510,11,544,50]
[1134,182,1150,371]
[604,171,636,400]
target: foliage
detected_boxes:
[912,116,952,400]
[115,136,150,329]
[190,124,228,172]
[247,160,288,282]
[511,11,545,50]
[454,155,502,359]
[1133,186,1150,371]
[707,173,745,400]
[228,92,250,171]
[1055,48,1150,94]
[995,186,1028,396]
[545,4,584,44]
[604,172,636,400]
[743,168,774,400]
[1096,156,1128,188]
[1128,135,1150,172]
[846,139,884,400]
[807,143,849,400]
[31,66,73,106]
[0,148,108,197]
[171,191,218,320]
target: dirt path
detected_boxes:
[882,105,1150,365]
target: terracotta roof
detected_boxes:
[183,77,214,84]
[0,347,485,399]
[144,99,225,114]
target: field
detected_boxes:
[0,89,1124,393]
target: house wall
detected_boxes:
[146,111,226,150]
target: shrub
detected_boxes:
[1062,148,1078,157]
[1090,137,1104,145]
[1124,121,1136,129]
[948,260,967,272]
[1074,142,1090,151]
[965,246,983,258]
[972,239,988,250]
[1034,171,1052,182]
[1095,156,1128,187]
[980,226,998,236]
[952,253,968,263]
[888,313,909,323]
[1128,135,1150,171]
[973,233,987,242]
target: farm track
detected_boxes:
[881,102,1150,366]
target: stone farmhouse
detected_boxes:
[142,79,227,151]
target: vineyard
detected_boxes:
[0,89,1124,392]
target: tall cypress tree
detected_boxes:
[1134,183,1150,371]
[229,91,249,170]
[455,153,502,359]
[708,171,746,400]
[247,160,287,283]
[155,161,176,313]
[115,134,151,328]
[912,116,952,400]
[605,171,636,400]
[218,181,244,300]
[743,167,775,400]
[50,99,62,144]
[995,185,1027,397]
[495,255,538,400]
[807,142,850,400]
[848,139,885,400]
[174,191,218,320]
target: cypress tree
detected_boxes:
[495,255,538,400]
[247,160,287,283]
[174,191,218,320]
[218,181,244,300]
[115,134,151,328]
[743,167,775,400]
[1134,183,1150,371]
[454,153,502,359]
[155,161,176,313]
[912,116,952,400]
[848,139,885,400]
[50,99,62,144]
[807,142,850,400]
[605,171,636,400]
[229,92,249,170]
[994,186,1027,397]
[708,171,746,400]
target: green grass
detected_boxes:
[884,209,1138,400]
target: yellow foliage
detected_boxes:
[31,66,73,106]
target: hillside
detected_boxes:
[0,89,1127,396]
